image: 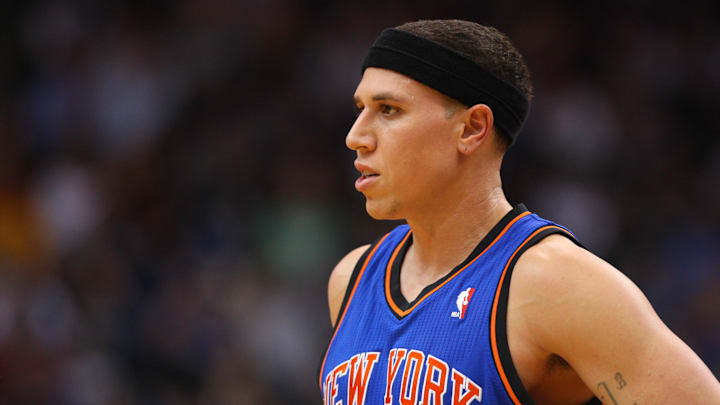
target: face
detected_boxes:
[347,68,465,220]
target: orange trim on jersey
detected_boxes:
[489,225,566,405]
[383,230,412,315]
[318,233,390,390]
[385,211,531,318]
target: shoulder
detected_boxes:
[511,235,647,320]
[328,245,371,327]
[512,233,631,293]
[511,233,643,304]
[508,233,665,366]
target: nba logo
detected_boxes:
[451,287,475,319]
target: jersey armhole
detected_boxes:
[491,226,593,405]
[333,241,376,327]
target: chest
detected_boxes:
[321,249,511,405]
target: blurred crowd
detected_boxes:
[0,1,718,404]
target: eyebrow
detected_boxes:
[353,92,407,104]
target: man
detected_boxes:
[318,20,720,404]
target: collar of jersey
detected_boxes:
[384,204,530,319]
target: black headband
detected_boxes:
[361,28,529,144]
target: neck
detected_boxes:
[403,177,512,282]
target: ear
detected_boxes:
[458,104,494,155]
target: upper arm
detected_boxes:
[328,245,370,327]
[512,235,720,403]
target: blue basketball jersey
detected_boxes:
[319,204,581,405]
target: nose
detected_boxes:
[345,111,376,152]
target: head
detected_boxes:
[347,20,532,220]
[395,20,533,148]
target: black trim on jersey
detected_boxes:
[335,243,376,327]
[493,227,598,405]
[316,236,381,385]
[387,204,528,319]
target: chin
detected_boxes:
[365,198,403,221]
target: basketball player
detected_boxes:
[318,20,720,405]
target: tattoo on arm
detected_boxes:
[615,372,627,390]
[597,372,636,405]
[597,381,618,405]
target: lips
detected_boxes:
[354,162,379,192]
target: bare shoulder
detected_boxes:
[513,234,627,283]
[328,245,371,327]
[511,233,639,300]
[509,233,656,346]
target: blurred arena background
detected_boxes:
[1,1,719,404]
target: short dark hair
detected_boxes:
[396,20,532,148]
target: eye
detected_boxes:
[354,104,364,116]
[379,104,399,116]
